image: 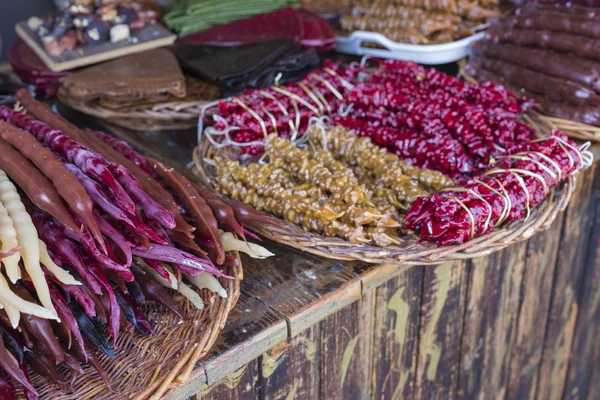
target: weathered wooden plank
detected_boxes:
[371,266,423,399]
[562,195,600,400]
[535,164,599,400]
[259,325,320,400]
[194,360,259,400]
[584,336,600,400]
[359,263,415,294]
[166,290,286,400]
[416,261,469,399]
[457,242,527,399]
[241,242,362,337]
[506,212,565,400]
[318,292,375,400]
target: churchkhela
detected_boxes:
[0,89,277,398]
[201,59,591,246]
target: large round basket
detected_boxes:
[27,260,242,400]
[58,95,211,131]
[193,131,577,266]
[459,60,600,143]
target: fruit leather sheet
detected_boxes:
[171,38,320,96]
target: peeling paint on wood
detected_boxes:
[457,242,526,399]
[563,196,600,400]
[536,164,598,400]
[371,267,423,399]
[259,326,319,400]
[416,261,468,400]
[506,212,564,400]
[340,335,360,387]
[319,294,374,400]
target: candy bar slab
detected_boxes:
[15,21,176,72]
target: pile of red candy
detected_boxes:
[204,59,590,246]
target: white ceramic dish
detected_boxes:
[335,30,485,65]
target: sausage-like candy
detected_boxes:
[193,184,244,237]
[30,209,102,295]
[0,337,37,394]
[222,197,284,227]
[88,129,154,175]
[147,157,225,264]
[9,283,64,364]
[0,122,106,253]
[0,106,135,216]
[0,138,80,234]
[81,132,192,232]
[14,92,194,233]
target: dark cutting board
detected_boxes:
[15,21,176,72]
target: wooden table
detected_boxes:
[90,119,600,400]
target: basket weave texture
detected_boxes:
[28,261,242,400]
[193,130,577,265]
[58,95,211,131]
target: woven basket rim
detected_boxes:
[29,255,242,400]
[57,95,210,131]
[193,126,578,265]
[459,60,600,143]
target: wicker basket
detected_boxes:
[192,130,579,265]
[58,95,212,131]
[27,259,242,400]
[459,61,600,143]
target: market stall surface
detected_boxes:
[92,119,600,400]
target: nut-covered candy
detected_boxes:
[84,18,109,45]
[50,12,75,39]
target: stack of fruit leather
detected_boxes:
[58,48,220,130]
[59,48,187,106]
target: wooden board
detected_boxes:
[536,164,598,400]
[562,194,600,400]
[16,22,176,72]
[240,242,362,337]
[259,326,320,400]
[165,291,287,400]
[318,293,374,400]
[506,213,564,400]
[371,267,423,399]
[457,243,527,399]
[192,360,259,400]
[416,261,469,399]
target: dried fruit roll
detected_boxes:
[307,125,453,195]
[13,91,193,233]
[265,134,372,206]
[192,184,245,237]
[0,138,81,236]
[0,106,135,216]
[0,122,105,252]
[147,157,225,265]
[215,158,398,246]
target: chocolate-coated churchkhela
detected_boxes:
[467,4,600,126]
[476,58,600,106]
[0,121,105,251]
[471,42,600,93]
[15,89,194,234]
[465,62,600,126]
[0,138,80,235]
[147,158,225,265]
